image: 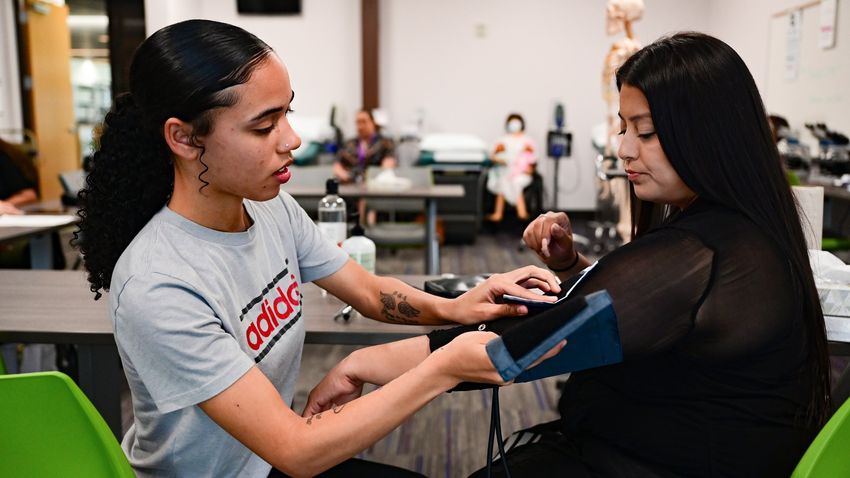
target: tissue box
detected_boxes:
[818,283,850,318]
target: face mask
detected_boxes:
[507,119,522,134]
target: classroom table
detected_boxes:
[284,183,464,274]
[0,270,439,438]
[0,201,79,373]
[0,200,77,269]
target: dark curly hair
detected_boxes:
[75,20,273,299]
[617,32,830,428]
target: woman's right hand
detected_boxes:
[429,331,566,386]
[523,211,578,270]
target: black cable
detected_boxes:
[493,388,512,478]
[486,387,496,478]
[485,387,511,478]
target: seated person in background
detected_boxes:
[0,138,39,268]
[486,113,536,222]
[333,109,396,184]
[0,138,38,215]
[481,32,828,477]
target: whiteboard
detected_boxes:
[766,1,850,138]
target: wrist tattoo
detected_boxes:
[306,411,323,425]
[379,290,421,324]
[333,404,345,414]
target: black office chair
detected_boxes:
[58,170,86,269]
[59,169,86,207]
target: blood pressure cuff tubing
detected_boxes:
[427,290,622,390]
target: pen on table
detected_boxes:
[334,304,353,321]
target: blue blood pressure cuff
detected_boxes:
[427,290,622,389]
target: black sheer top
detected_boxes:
[558,198,815,477]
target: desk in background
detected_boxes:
[285,183,464,275]
[0,200,77,269]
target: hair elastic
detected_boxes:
[549,252,580,272]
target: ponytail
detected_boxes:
[75,20,273,299]
[76,93,174,299]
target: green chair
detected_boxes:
[791,397,850,477]
[0,371,134,477]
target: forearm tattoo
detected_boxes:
[305,405,345,426]
[306,412,322,425]
[379,291,421,324]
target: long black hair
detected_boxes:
[617,32,830,426]
[76,20,273,299]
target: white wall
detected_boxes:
[707,0,850,146]
[706,0,800,93]
[144,0,362,137]
[138,1,850,210]
[380,0,711,210]
[0,0,24,142]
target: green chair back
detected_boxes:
[0,371,134,477]
[791,398,850,477]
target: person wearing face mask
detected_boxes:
[486,113,536,222]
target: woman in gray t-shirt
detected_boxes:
[76,19,563,478]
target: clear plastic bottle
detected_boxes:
[342,214,376,273]
[318,179,347,246]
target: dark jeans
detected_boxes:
[268,458,425,477]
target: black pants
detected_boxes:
[467,423,665,478]
[468,426,592,478]
[268,458,425,477]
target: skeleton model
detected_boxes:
[601,0,643,242]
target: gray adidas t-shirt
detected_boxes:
[110,191,348,477]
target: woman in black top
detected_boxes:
[502,32,829,477]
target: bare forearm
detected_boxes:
[361,276,451,325]
[316,262,451,325]
[6,188,37,207]
[345,336,430,386]
[284,357,455,476]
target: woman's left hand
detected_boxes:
[449,265,561,324]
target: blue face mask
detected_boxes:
[507,119,522,134]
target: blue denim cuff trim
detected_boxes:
[485,337,522,381]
